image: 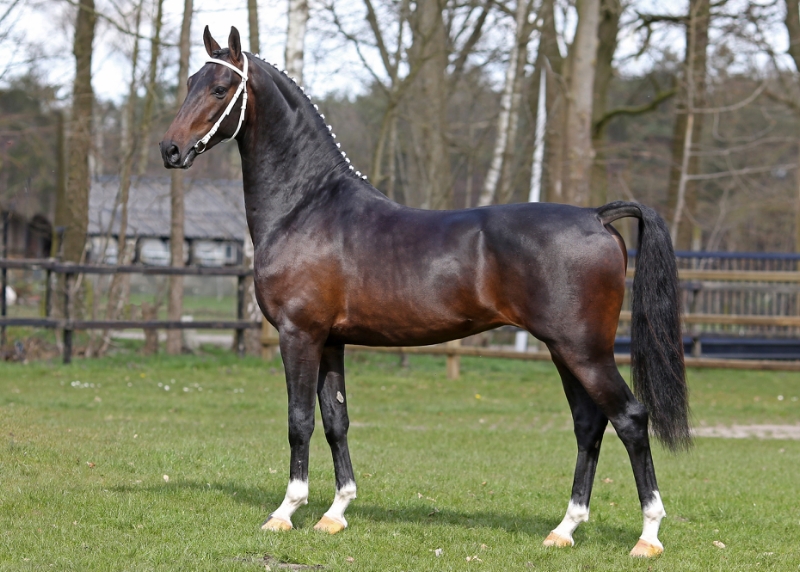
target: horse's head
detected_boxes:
[160,26,248,169]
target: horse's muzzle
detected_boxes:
[159,140,196,169]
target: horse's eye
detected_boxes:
[213,86,227,98]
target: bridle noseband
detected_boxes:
[194,54,249,154]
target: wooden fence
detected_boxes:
[0,258,260,363]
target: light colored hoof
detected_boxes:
[630,538,663,558]
[261,516,293,531]
[543,531,574,547]
[313,515,346,534]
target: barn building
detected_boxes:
[86,176,247,267]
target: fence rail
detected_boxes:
[0,258,260,363]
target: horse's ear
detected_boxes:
[228,27,242,65]
[203,25,221,57]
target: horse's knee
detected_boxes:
[288,410,315,446]
[324,415,349,445]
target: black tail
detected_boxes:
[597,201,691,451]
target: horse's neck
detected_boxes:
[237,72,347,244]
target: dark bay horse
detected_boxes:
[160,26,690,558]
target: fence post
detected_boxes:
[45,267,53,318]
[63,271,73,364]
[236,272,245,357]
[446,339,461,379]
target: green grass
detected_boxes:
[1,350,799,571]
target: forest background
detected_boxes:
[1,0,800,354]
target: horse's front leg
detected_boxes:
[262,328,324,531]
[313,344,357,534]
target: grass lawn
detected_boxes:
[1,348,799,571]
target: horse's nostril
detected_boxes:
[166,144,181,165]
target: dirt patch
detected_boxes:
[693,425,800,440]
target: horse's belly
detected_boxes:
[328,303,505,347]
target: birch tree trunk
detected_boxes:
[478,0,532,206]
[529,69,546,202]
[285,0,309,83]
[560,0,600,207]
[166,0,193,355]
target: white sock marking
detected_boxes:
[323,481,357,526]
[551,501,590,544]
[270,479,309,525]
[639,491,666,548]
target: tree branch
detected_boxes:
[363,0,396,79]
[685,162,797,181]
[593,88,676,137]
[58,0,176,46]
[450,0,494,84]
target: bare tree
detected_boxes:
[166,0,193,355]
[560,0,601,207]
[91,0,146,356]
[528,0,564,204]
[61,0,97,265]
[325,0,495,208]
[665,0,710,249]
[136,0,165,176]
[786,0,800,71]
[246,0,266,356]
[406,0,451,209]
[478,0,535,206]
[248,0,260,57]
[784,0,800,252]
[588,0,621,207]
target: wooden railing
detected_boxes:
[0,258,261,363]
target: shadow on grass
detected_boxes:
[346,504,635,550]
[111,479,636,550]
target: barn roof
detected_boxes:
[88,176,247,242]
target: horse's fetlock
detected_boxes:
[285,480,309,505]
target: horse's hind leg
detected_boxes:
[313,344,357,534]
[551,348,666,556]
[544,358,608,548]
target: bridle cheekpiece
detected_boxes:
[194,53,249,154]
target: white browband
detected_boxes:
[194,54,249,153]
